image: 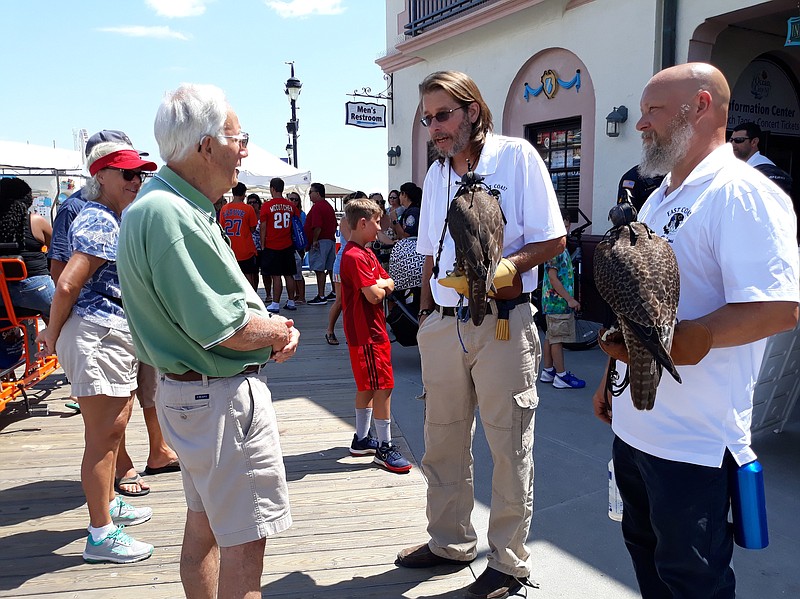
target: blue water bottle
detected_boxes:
[730,460,769,549]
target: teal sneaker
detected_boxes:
[110,496,152,527]
[83,526,153,564]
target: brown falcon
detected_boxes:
[444,171,505,326]
[594,200,681,410]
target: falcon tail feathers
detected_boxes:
[469,278,488,326]
[622,317,682,384]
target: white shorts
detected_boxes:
[56,314,138,398]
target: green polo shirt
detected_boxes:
[118,166,271,376]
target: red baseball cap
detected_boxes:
[89,149,157,177]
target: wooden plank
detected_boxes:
[0,303,474,598]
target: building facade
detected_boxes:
[378,0,800,231]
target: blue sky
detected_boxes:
[1,0,390,194]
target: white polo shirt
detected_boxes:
[417,133,565,307]
[612,144,799,468]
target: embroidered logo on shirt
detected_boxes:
[662,207,691,242]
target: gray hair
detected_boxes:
[154,83,229,163]
[83,142,135,201]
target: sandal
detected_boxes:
[114,473,151,497]
[325,333,339,345]
[144,460,181,476]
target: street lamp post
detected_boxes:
[285,62,302,168]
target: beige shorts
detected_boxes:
[56,314,138,398]
[545,312,576,344]
[136,362,157,409]
[156,372,292,547]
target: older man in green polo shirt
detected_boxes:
[118,83,299,599]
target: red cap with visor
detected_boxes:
[89,149,157,177]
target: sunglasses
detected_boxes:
[388,195,399,200]
[107,167,149,181]
[420,104,469,128]
[729,136,750,144]
[219,132,249,148]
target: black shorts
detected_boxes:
[238,255,259,275]
[261,247,297,277]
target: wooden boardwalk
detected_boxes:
[0,295,473,598]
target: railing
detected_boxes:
[404,0,493,37]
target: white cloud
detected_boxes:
[145,0,211,18]
[265,0,345,18]
[98,26,190,41]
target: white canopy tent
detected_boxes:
[0,140,87,222]
[237,143,311,188]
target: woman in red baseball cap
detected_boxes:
[38,141,159,564]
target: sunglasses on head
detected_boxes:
[729,136,750,144]
[420,104,469,127]
[107,167,148,181]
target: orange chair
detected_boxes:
[0,256,59,415]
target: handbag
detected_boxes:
[291,215,308,251]
[389,237,425,291]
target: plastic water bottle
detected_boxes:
[608,459,623,521]
[730,460,769,549]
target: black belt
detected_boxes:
[436,293,531,318]
[164,364,263,382]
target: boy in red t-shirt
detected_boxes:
[340,198,411,473]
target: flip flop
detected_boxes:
[115,474,150,497]
[325,333,339,345]
[144,460,181,476]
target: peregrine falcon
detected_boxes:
[445,171,505,326]
[594,200,681,410]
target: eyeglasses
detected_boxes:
[106,167,149,182]
[729,136,750,144]
[388,195,399,200]
[219,132,249,148]
[420,104,469,128]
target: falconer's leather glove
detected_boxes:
[438,271,470,295]
[598,320,713,366]
[670,320,713,365]
[437,258,522,300]
[488,258,522,300]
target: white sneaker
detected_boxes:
[539,367,556,383]
[110,497,152,527]
[267,302,281,314]
[83,526,153,564]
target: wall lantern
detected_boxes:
[605,105,628,138]
[387,145,401,167]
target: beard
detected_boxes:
[433,112,473,160]
[639,110,694,178]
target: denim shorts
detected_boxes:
[8,275,54,317]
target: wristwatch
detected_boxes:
[418,308,435,318]
[392,220,398,225]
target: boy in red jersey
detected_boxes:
[340,198,411,473]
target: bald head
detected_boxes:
[646,63,730,128]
